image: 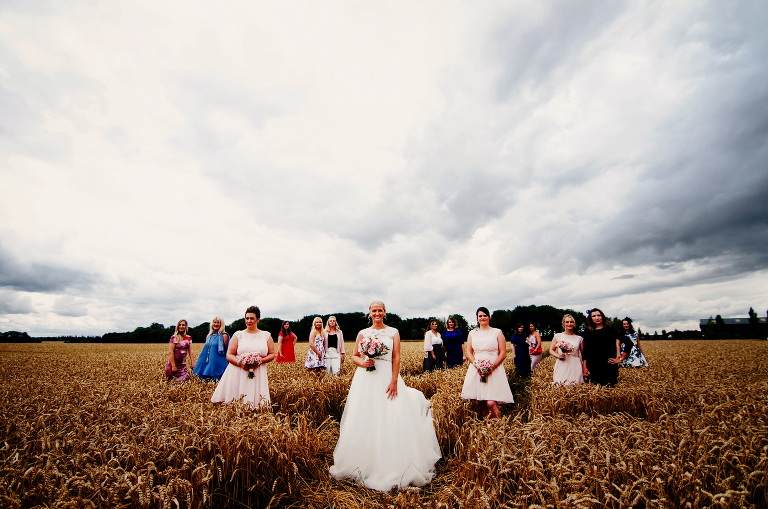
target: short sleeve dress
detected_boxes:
[165,335,192,381]
[461,328,514,403]
[211,330,270,408]
[443,329,465,368]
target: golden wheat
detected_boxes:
[0,340,766,507]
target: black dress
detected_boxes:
[509,333,531,378]
[581,327,634,386]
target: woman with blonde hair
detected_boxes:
[304,316,326,373]
[165,319,195,381]
[193,316,229,381]
[324,316,345,375]
[550,314,584,384]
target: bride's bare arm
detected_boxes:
[387,332,400,400]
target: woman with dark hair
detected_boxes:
[581,308,633,386]
[509,323,531,378]
[211,305,276,408]
[165,319,195,381]
[276,321,296,363]
[423,319,443,371]
[620,317,650,367]
[443,316,466,368]
[527,323,543,372]
[461,307,514,419]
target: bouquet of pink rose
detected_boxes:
[359,335,390,372]
[474,359,494,383]
[555,340,573,359]
[238,352,262,379]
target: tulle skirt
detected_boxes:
[330,359,441,491]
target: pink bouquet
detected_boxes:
[474,359,494,383]
[238,352,262,379]
[359,335,390,372]
[555,340,573,359]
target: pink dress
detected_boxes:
[552,333,584,384]
[211,330,270,408]
[461,328,514,403]
[165,336,192,381]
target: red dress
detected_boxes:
[277,332,296,363]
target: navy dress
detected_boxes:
[509,333,531,378]
[193,333,228,381]
[443,329,465,368]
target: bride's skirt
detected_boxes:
[330,361,442,492]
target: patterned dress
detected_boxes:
[304,331,325,369]
[620,332,650,367]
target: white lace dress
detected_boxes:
[330,326,441,492]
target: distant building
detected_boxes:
[700,317,768,339]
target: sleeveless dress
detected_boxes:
[193,332,228,381]
[211,330,270,408]
[277,332,296,363]
[552,333,584,384]
[510,333,531,378]
[620,332,650,367]
[330,327,441,492]
[443,329,465,368]
[165,336,192,381]
[461,328,514,403]
[527,334,543,371]
[304,331,325,369]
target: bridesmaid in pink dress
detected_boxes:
[550,314,584,384]
[461,307,514,419]
[211,305,276,408]
[165,319,195,381]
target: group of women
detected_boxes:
[163,303,650,492]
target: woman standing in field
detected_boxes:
[527,323,543,372]
[620,317,650,368]
[423,319,444,371]
[550,314,584,384]
[211,306,275,408]
[304,317,326,373]
[581,308,633,386]
[461,307,514,419]
[193,316,229,382]
[443,316,466,368]
[509,323,532,378]
[330,301,441,491]
[165,319,195,381]
[324,316,345,375]
[275,321,296,363]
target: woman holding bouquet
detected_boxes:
[276,321,296,363]
[330,301,441,492]
[192,316,229,382]
[460,307,514,419]
[211,306,275,408]
[165,319,195,381]
[304,317,326,373]
[527,323,543,371]
[510,323,531,378]
[550,314,584,384]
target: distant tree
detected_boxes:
[749,307,759,324]
[661,329,667,339]
[0,331,39,343]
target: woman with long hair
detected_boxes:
[276,321,297,363]
[304,317,326,373]
[324,316,345,375]
[509,323,531,378]
[619,317,650,367]
[422,319,443,371]
[550,314,584,384]
[443,316,466,368]
[193,316,229,381]
[165,319,195,381]
[527,323,543,372]
[330,301,441,491]
[460,307,514,419]
[581,308,633,386]
[211,305,276,408]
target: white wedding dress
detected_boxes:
[330,326,441,492]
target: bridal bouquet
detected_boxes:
[474,359,494,383]
[555,340,573,359]
[359,335,390,371]
[238,352,262,379]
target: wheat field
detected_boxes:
[0,339,766,508]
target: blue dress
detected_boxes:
[509,333,531,378]
[443,329,465,368]
[193,333,228,381]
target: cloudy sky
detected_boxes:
[1,0,767,336]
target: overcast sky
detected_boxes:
[1,0,767,337]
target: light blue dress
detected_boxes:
[193,333,228,381]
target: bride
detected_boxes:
[329,301,442,492]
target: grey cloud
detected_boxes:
[0,291,35,314]
[52,296,88,317]
[0,244,100,292]
[612,275,635,280]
